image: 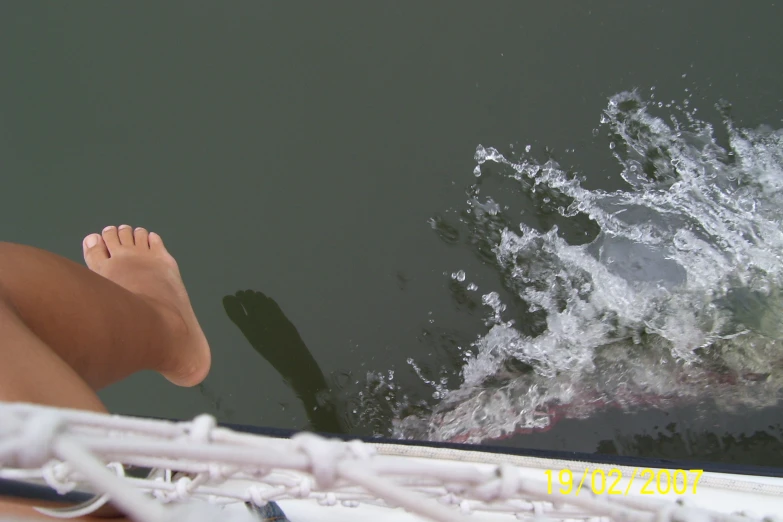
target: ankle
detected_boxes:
[141,294,211,387]
[140,295,190,369]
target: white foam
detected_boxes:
[393,90,783,443]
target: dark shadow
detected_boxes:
[223,290,343,435]
[596,425,783,467]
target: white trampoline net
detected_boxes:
[0,402,779,522]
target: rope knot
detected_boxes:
[208,463,230,482]
[152,476,168,501]
[41,461,77,495]
[318,492,337,506]
[16,413,64,468]
[291,433,342,488]
[346,439,375,460]
[174,476,193,500]
[188,414,217,444]
[246,485,269,507]
[294,477,311,498]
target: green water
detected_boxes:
[2,1,782,466]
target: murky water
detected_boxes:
[2,2,782,467]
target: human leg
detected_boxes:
[0,225,211,392]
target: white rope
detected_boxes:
[0,401,780,522]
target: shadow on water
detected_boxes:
[596,425,783,466]
[221,290,783,468]
[222,290,343,435]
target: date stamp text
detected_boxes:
[544,468,703,496]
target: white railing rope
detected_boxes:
[0,401,778,522]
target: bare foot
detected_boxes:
[81,225,211,387]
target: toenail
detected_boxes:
[118,224,130,230]
[84,235,99,248]
[103,226,115,232]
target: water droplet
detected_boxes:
[609,142,616,150]
[451,270,466,282]
[592,128,600,137]
[525,144,532,153]
[467,283,478,291]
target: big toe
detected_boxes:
[223,295,249,325]
[148,231,168,253]
[83,233,109,270]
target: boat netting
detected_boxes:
[0,402,780,522]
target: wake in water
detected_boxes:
[388,90,783,443]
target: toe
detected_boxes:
[134,227,150,249]
[82,233,109,270]
[148,231,167,252]
[118,224,134,246]
[223,295,249,324]
[102,226,121,253]
[149,231,179,269]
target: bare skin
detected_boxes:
[80,225,211,388]
[0,225,211,519]
[0,225,210,398]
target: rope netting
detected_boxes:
[0,402,779,522]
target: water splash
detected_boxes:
[394,90,783,443]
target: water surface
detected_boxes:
[1,1,782,466]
